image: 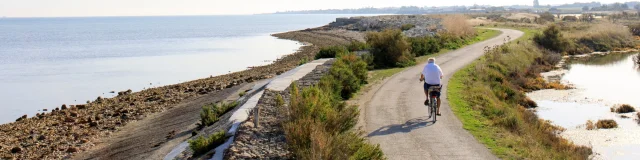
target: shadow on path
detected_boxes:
[367,117,434,137]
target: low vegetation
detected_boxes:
[635,53,640,65]
[283,54,384,159]
[448,30,591,159]
[535,22,635,55]
[199,102,239,127]
[596,119,618,129]
[366,29,414,68]
[188,130,227,156]
[315,46,348,59]
[614,104,636,113]
[586,120,596,130]
[400,24,416,31]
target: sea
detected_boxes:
[0,14,367,124]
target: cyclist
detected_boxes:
[419,58,443,116]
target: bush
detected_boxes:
[188,131,227,156]
[366,29,414,68]
[534,25,572,53]
[615,104,636,113]
[284,83,382,160]
[346,41,369,52]
[408,36,441,56]
[400,24,416,31]
[321,53,368,100]
[596,119,618,129]
[200,102,239,127]
[315,46,347,59]
[539,12,555,22]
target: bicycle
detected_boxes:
[426,85,441,122]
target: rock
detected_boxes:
[89,122,99,127]
[76,105,87,109]
[11,147,21,153]
[70,112,79,117]
[64,117,76,123]
[38,135,46,141]
[66,147,78,153]
[61,104,67,110]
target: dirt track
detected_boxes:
[358,29,523,160]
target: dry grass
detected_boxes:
[614,104,636,113]
[439,14,477,37]
[586,120,596,130]
[596,119,618,129]
[566,22,635,52]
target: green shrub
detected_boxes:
[366,29,414,68]
[400,24,416,31]
[534,25,572,53]
[188,131,227,156]
[324,53,369,99]
[408,36,441,56]
[299,57,310,65]
[284,83,382,160]
[346,41,369,52]
[199,102,239,127]
[200,105,218,127]
[316,46,348,59]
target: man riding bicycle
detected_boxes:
[420,58,443,116]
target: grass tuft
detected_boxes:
[188,130,227,156]
[586,120,596,130]
[596,120,618,129]
[614,104,636,113]
[200,102,239,127]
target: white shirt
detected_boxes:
[422,62,443,85]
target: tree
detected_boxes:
[582,6,590,11]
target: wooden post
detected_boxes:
[253,107,260,128]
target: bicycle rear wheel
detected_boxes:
[430,97,437,122]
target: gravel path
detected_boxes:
[358,29,523,160]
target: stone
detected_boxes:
[61,104,67,110]
[66,147,78,153]
[10,147,21,153]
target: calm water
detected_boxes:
[0,14,365,124]
[531,53,640,159]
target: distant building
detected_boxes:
[534,0,540,8]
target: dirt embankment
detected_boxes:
[0,27,357,160]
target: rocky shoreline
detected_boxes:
[0,28,355,160]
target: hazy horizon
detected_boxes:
[0,0,633,18]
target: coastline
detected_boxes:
[0,26,359,159]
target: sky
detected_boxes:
[0,0,630,17]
